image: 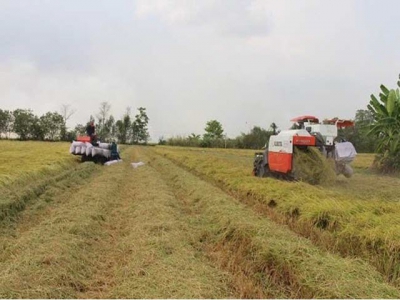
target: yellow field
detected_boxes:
[0,140,76,186]
[0,141,400,298]
[154,146,400,286]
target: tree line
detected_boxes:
[0,102,150,144]
[163,114,377,153]
[162,120,281,149]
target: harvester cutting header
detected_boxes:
[253,115,357,183]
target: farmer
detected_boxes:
[110,141,121,160]
[86,121,96,143]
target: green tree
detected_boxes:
[367,75,400,172]
[204,120,224,139]
[74,124,86,136]
[132,107,150,144]
[40,112,64,140]
[338,110,375,153]
[241,126,272,149]
[13,109,36,140]
[116,108,132,144]
[31,116,44,140]
[188,133,201,146]
[96,102,111,141]
[104,115,116,141]
[0,109,13,138]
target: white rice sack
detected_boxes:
[98,143,110,149]
[91,147,101,156]
[74,146,81,155]
[104,159,123,166]
[69,144,76,154]
[72,141,84,147]
[102,149,111,158]
[85,143,93,156]
[131,162,145,169]
[335,142,357,163]
[80,145,86,155]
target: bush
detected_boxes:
[372,150,400,174]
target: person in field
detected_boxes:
[86,121,96,143]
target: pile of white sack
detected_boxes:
[69,141,116,159]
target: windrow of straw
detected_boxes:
[292,147,337,185]
[0,147,234,298]
[145,148,400,298]
[154,146,400,286]
[101,148,234,299]
[0,162,97,224]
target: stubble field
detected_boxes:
[0,140,399,298]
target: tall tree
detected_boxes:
[59,104,76,141]
[116,107,132,144]
[0,109,13,138]
[204,120,224,139]
[13,109,36,140]
[96,102,111,140]
[132,107,150,143]
[40,112,64,140]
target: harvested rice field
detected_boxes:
[1,141,400,298]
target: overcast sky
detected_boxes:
[1,0,400,140]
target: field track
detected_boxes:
[0,142,399,298]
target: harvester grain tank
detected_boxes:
[253,116,357,180]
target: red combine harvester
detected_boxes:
[69,135,120,164]
[253,115,357,180]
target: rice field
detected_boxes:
[0,141,400,298]
[153,146,400,286]
[0,140,76,186]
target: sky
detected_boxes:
[0,0,400,141]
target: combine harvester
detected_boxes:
[253,115,357,183]
[69,135,121,164]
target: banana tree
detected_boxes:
[367,75,400,155]
[367,75,400,172]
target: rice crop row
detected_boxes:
[143,147,399,298]
[153,146,400,285]
[0,140,77,186]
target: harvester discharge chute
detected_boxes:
[253,116,357,184]
[69,136,121,164]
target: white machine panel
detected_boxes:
[268,134,293,154]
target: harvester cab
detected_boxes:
[69,135,121,164]
[253,115,357,182]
